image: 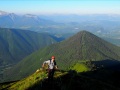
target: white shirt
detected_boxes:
[43,60,56,69]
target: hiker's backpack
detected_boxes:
[48,59,57,69]
[49,59,56,64]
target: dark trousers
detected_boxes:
[48,69,55,82]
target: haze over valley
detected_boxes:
[0,0,120,90]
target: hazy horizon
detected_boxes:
[0,0,120,15]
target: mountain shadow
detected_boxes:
[92,59,120,70]
[28,72,120,90]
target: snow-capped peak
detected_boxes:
[0,10,8,15]
[24,14,40,21]
[24,14,38,18]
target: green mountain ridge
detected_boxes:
[0,28,57,66]
[3,30,120,82]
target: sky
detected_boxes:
[0,0,120,15]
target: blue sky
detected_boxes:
[0,0,120,15]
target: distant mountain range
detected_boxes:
[0,10,58,29]
[0,28,58,67]
[1,10,120,34]
[4,30,120,82]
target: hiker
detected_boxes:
[42,56,58,82]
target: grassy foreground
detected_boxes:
[0,68,67,90]
[0,63,120,90]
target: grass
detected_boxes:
[0,68,46,90]
[70,63,90,72]
[1,62,120,90]
[0,62,90,90]
[10,72,46,90]
[0,68,67,90]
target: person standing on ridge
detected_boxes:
[42,56,58,82]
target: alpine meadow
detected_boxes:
[0,0,120,90]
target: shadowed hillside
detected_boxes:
[0,28,57,66]
[1,65,120,90]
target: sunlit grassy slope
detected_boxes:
[0,68,67,90]
[70,63,90,72]
[1,63,120,90]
